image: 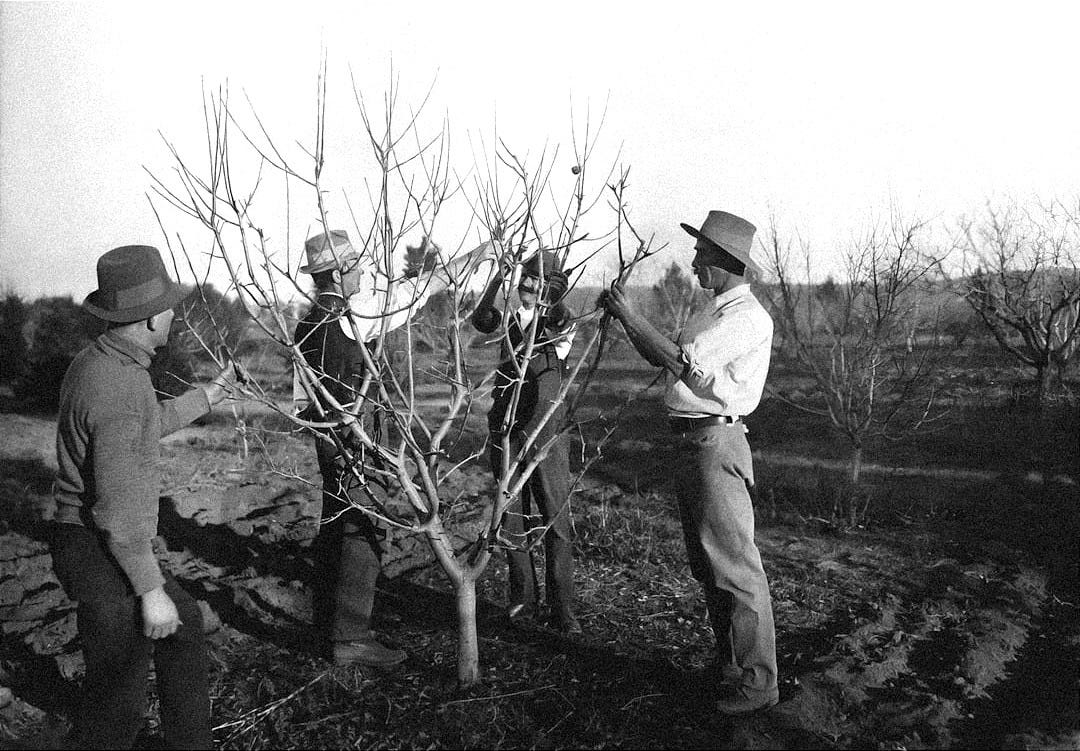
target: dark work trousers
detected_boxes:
[50,523,211,750]
[487,351,575,620]
[673,423,778,698]
[311,431,386,644]
[490,430,575,619]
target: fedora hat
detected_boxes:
[299,230,359,274]
[680,211,762,276]
[83,245,187,323]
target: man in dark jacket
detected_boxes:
[294,230,490,666]
[470,250,580,634]
[53,244,237,749]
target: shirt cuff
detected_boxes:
[177,386,211,422]
[114,541,167,596]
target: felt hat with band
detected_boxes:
[300,230,359,274]
[83,245,187,323]
[680,210,762,277]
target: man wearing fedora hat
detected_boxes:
[599,210,779,715]
[52,244,240,748]
[470,249,581,634]
[293,229,492,667]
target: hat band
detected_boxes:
[309,249,359,269]
[101,276,170,310]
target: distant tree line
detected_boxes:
[0,284,258,407]
[633,201,1079,520]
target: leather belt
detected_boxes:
[669,415,742,433]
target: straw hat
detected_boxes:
[299,230,359,274]
[83,245,186,323]
[680,211,762,276]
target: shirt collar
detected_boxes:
[711,283,751,312]
[96,328,155,368]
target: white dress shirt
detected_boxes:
[664,284,773,418]
[515,305,575,360]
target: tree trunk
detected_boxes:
[1037,364,1055,412]
[455,576,480,686]
[850,444,863,487]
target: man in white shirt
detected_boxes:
[600,210,779,715]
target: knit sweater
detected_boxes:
[54,330,210,595]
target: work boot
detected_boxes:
[332,639,407,667]
[715,686,779,716]
[715,661,743,685]
[548,608,582,635]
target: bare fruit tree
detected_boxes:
[763,212,946,509]
[957,199,1080,406]
[147,67,657,685]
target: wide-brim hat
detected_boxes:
[83,245,187,323]
[680,210,762,277]
[300,230,359,274]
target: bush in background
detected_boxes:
[0,291,28,387]
[15,296,104,408]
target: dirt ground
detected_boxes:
[0,352,1078,749]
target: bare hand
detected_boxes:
[598,282,631,319]
[206,359,243,404]
[404,236,442,278]
[141,586,182,639]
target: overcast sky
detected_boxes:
[3,1,1080,299]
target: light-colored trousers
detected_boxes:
[673,421,778,697]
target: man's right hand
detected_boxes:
[141,586,182,639]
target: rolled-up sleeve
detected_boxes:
[90,408,165,595]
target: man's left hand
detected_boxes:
[542,270,569,306]
[404,236,441,278]
[598,282,632,320]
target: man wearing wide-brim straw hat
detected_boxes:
[293,228,493,667]
[599,210,780,715]
[51,244,240,748]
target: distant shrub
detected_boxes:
[648,263,709,337]
[755,465,875,530]
[16,296,105,408]
[175,284,252,365]
[151,284,267,396]
[0,291,28,385]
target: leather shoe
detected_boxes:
[716,688,779,716]
[332,639,407,667]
